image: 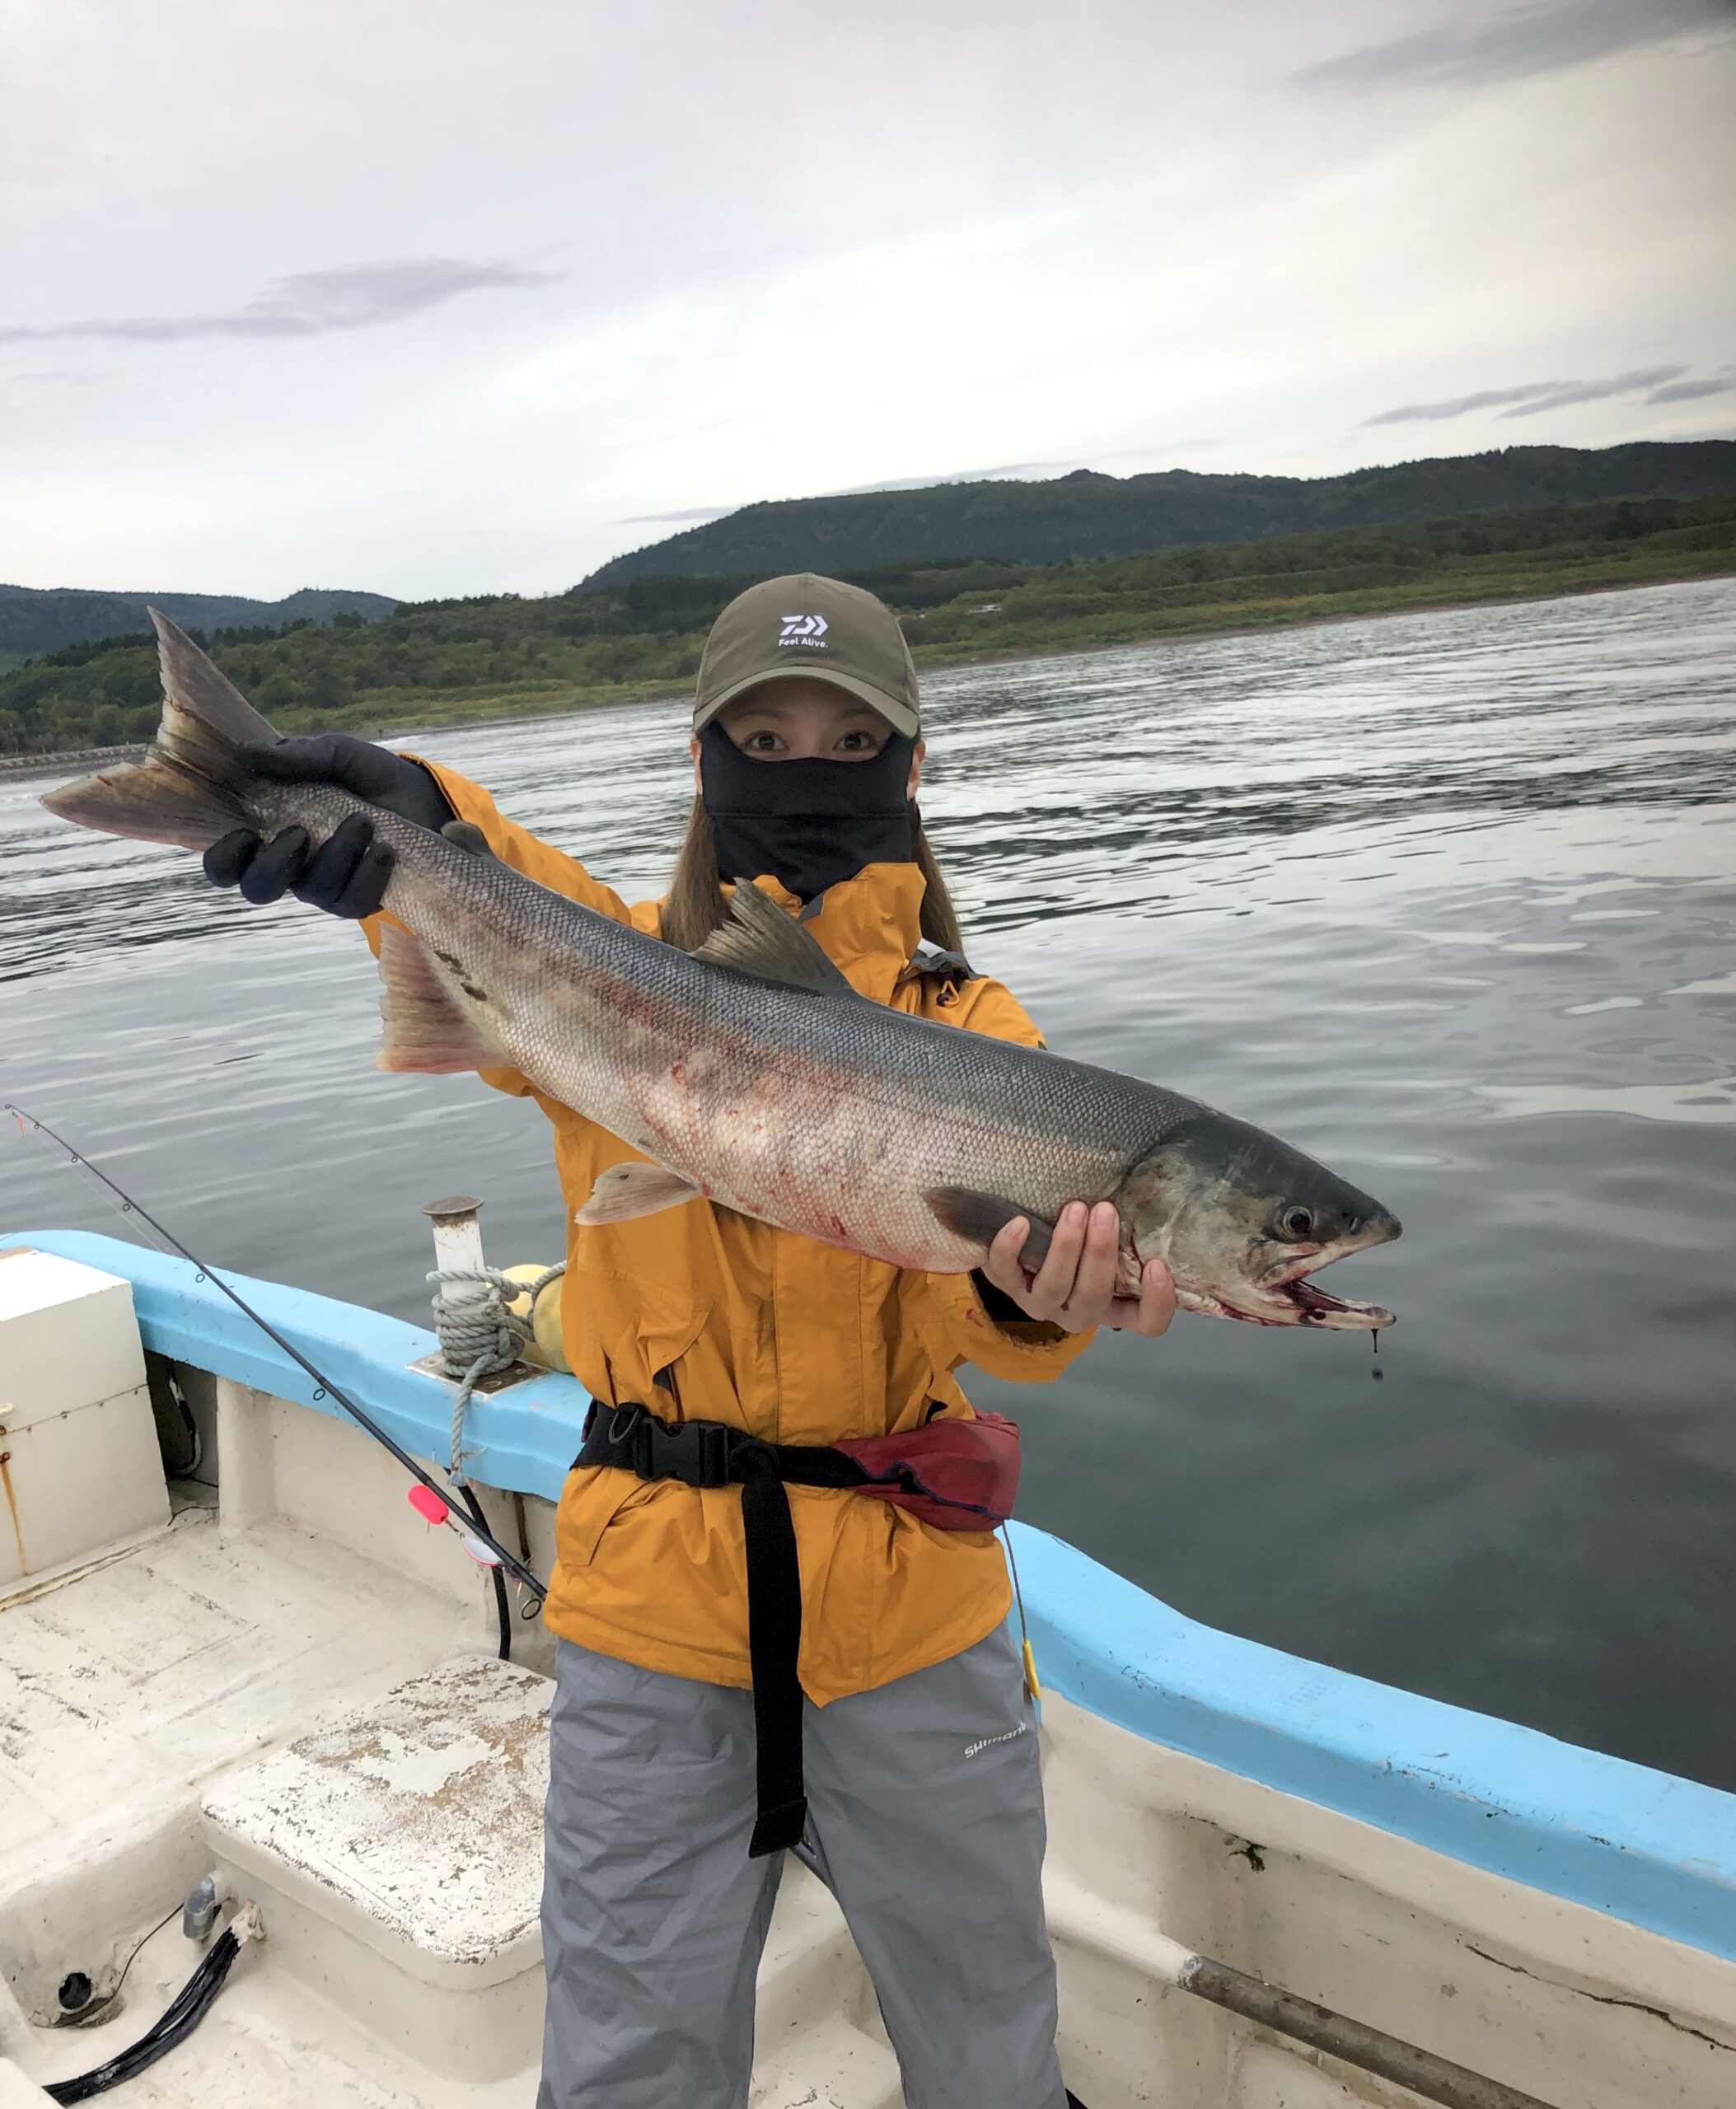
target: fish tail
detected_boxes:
[39,609,279,849]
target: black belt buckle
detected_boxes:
[632,1407,736,1489]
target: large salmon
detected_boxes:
[42,612,1400,1329]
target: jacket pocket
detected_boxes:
[634,1287,712,1402]
[558,1465,647,1569]
[559,1254,712,1405]
[558,1289,715,1572]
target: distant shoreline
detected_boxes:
[903,563,1736,680]
[8,559,1732,780]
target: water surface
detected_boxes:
[5,579,1734,1789]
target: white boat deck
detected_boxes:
[2,1503,470,1897]
[0,1499,900,2107]
[4,1235,1735,2109]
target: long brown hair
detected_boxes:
[659,796,966,957]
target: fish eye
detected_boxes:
[1277,1204,1316,1241]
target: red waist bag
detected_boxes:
[831,1411,1022,1531]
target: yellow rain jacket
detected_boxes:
[385,762,1095,1703]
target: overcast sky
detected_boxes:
[4,0,1733,600]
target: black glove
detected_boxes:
[202,734,454,920]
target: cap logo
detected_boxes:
[778,613,829,648]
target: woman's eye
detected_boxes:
[837,732,881,754]
[1279,1205,1316,1240]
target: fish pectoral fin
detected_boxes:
[924,1186,1055,1273]
[375,924,504,1074]
[440,820,496,858]
[690,881,855,994]
[575,1161,704,1226]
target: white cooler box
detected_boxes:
[0,1248,169,1592]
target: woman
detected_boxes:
[206,572,1175,2109]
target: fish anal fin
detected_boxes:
[575,1161,704,1226]
[925,1186,1055,1273]
[690,881,854,994]
[376,924,503,1074]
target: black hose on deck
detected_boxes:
[44,1924,247,2103]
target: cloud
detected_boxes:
[0,258,561,346]
[0,367,95,419]
[826,460,1076,495]
[0,367,92,394]
[1295,0,1733,94]
[1098,438,1222,464]
[1645,376,1736,404]
[1364,381,1570,424]
[1364,364,1691,425]
[618,460,1077,526]
[617,505,736,525]
[1496,364,1690,417]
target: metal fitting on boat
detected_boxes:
[180,1872,232,1943]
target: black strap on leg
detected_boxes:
[573,1402,864,1858]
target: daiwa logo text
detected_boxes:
[778,614,830,648]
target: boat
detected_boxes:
[2,1213,1733,2108]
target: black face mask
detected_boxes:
[699,721,917,903]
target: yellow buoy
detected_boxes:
[500,1263,571,1374]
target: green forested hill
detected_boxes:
[583,441,1736,587]
[0,584,398,671]
[6,493,1733,760]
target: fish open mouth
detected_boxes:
[1178,1260,1396,1330]
[1261,1275,1394,1330]
[1217,1222,1402,1330]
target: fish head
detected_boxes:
[1121,1112,1401,1329]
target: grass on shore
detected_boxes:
[5,494,1732,764]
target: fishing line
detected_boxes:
[5,1102,545,1603]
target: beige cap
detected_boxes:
[692,573,920,736]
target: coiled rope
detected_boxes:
[428,1263,565,1485]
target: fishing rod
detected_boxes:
[6,1102,545,1602]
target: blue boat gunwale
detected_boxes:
[7,1227,1734,1966]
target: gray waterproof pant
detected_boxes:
[536,1623,1065,2108]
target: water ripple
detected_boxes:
[4,576,1735,1789]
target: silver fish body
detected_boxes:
[41,613,1401,1330]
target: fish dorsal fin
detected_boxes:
[691,881,854,994]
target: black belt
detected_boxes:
[573,1401,877,1857]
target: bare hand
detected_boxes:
[982,1200,1175,1337]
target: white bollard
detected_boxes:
[423,1195,486,1279]
[423,1196,489,1379]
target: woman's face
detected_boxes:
[692,678,923,798]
